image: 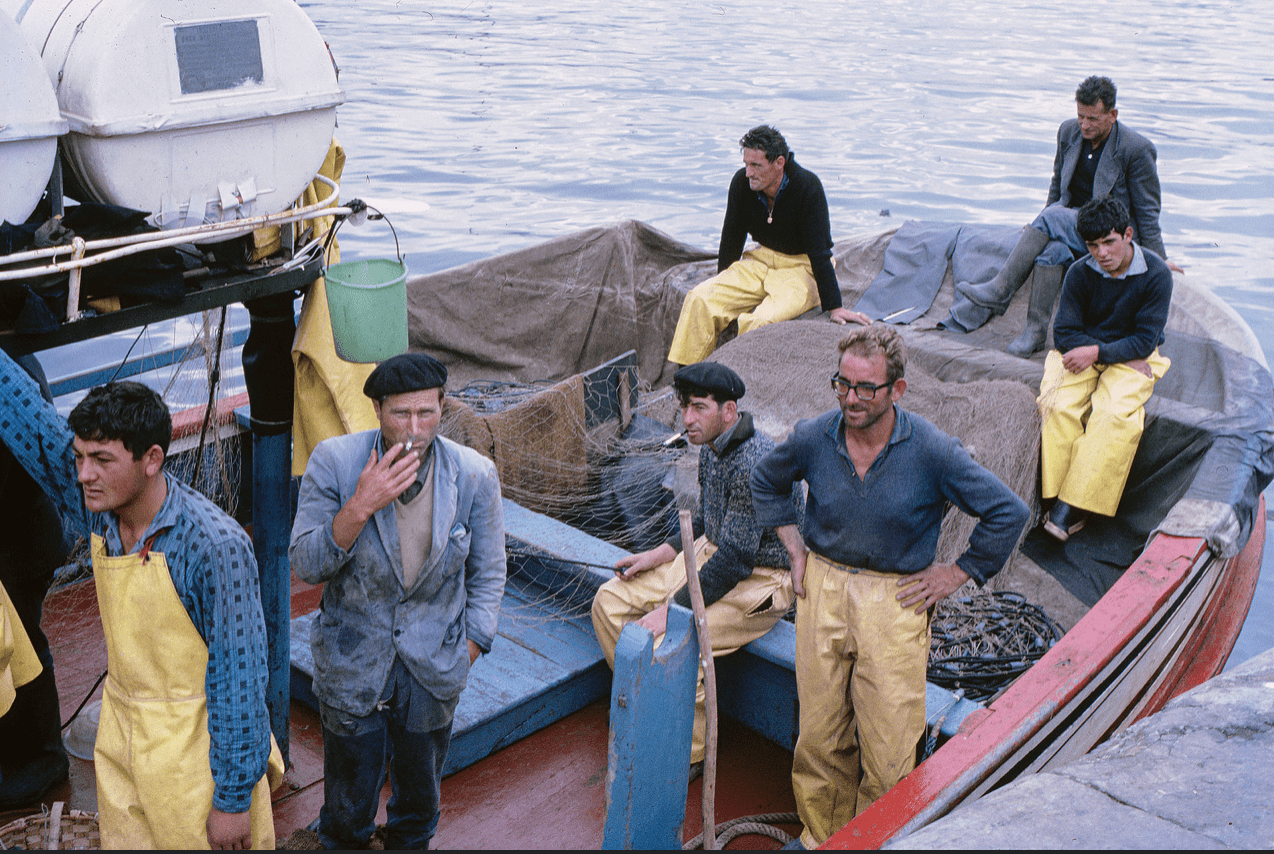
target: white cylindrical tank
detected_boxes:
[0,10,67,225]
[4,0,344,231]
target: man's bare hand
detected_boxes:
[636,603,670,639]
[207,808,252,850]
[775,525,809,598]
[896,563,969,615]
[332,444,422,550]
[1061,344,1100,374]
[613,543,676,580]
[1123,358,1153,378]
[353,444,422,516]
[468,639,481,665]
[829,307,871,326]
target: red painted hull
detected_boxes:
[824,496,1267,849]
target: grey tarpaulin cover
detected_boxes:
[404,221,1273,604]
[853,221,1020,325]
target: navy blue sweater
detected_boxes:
[1053,244,1172,365]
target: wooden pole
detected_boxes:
[678,509,717,850]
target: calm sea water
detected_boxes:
[300,0,1273,661]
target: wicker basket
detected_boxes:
[0,802,100,850]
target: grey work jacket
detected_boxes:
[289,431,507,716]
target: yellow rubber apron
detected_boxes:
[91,533,283,849]
[1,577,42,717]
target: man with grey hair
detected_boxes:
[751,325,1029,848]
[667,124,867,367]
[949,76,1177,356]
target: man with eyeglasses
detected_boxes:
[592,361,803,779]
[751,325,1029,849]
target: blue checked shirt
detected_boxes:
[0,352,270,813]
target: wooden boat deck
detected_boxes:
[10,566,801,848]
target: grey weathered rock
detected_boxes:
[887,648,1274,849]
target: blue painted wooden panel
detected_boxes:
[602,605,699,850]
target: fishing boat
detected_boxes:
[5,197,1270,849]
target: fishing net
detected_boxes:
[927,591,1065,703]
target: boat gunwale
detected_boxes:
[822,514,1265,849]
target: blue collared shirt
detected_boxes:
[750,407,1029,585]
[0,352,270,813]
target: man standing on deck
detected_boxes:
[0,357,282,849]
[591,362,803,775]
[289,353,506,850]
[750,325,1029,849]
[667,125,868,367]
[949,76,1178,356]
[1036,196,1172,542]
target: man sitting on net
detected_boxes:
[591,361,802,776]
[1037,195,1172,541]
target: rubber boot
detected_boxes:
[956,225,1051,315]
[1006,263,1066,357]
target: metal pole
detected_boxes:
[243,293,298,764]
[678,509,717,850]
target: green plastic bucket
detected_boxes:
[324,259,408,363]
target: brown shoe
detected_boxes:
[1044,501,1086,542]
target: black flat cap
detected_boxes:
[673,361,745,401]
[363,353,448,399]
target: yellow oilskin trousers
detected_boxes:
[667,247,819,365]
[0,578,41,718]
[91,535,284,849]
[1038,348,1170,517]
[591,536,794,765]
[792,553,929,850]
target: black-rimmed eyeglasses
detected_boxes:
[830,373,893,400]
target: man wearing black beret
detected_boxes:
[290,353,507,849]
[591,361,803,776]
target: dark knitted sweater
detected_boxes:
[718,154,841,310]
[1053,244,1172,365]
[664,412,803,609]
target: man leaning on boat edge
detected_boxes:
[1036,195,1172,542]
[750,325,1030,850]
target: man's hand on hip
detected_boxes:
[896,563,969,615]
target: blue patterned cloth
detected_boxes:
[0,352,270,813]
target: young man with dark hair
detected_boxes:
[750,325,1029,848]
[667,125,868,366]
[950,75,1178,355]
[591,361,802,773]
[1037,195,1173,540]
[0,362,281,849]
